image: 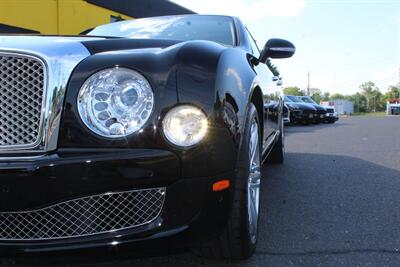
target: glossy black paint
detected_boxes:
[259,38,296,62]
[0,15,293,252]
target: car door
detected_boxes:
[245,29,281,152]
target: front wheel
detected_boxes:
[194,103,261,260]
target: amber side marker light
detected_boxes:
[212,180,230,192]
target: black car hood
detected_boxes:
[81,38,182,54]
[286,102,317,111]
[308,103,327,111]
[0,35,181,55]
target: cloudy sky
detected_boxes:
[172,0,400,95]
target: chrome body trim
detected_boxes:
[269,47,296,53]
[0,36,96,154]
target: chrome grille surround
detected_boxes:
[0,52,47,149]
[0,36,94,154]
[0,188,166,241]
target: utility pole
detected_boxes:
[397,67,400,99]
[399,67,400,86]
[307,71,310,96]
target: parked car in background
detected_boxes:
[299,96,327,123]
[321,105,339,123]
[284,95,317,125]
[0,15,295,260]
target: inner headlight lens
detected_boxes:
[162,105,208,147]
[77,67,154,138]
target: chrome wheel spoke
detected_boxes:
[247,118,261,244]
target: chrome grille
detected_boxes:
[0,188,166,241]
[0,53,45,148]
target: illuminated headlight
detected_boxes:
[77,67,154,138]
[162,105,208,147]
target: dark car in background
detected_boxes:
[284,95,317,125]
[299,96,327,123]
[320,105,339,123]
[0,15,295,260]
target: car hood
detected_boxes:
[0,35,98,65]
[286,102,317,111]
[308,103,327,111]
[0,35,181,56]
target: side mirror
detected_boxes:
[259,38,296,63]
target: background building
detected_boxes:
[321,100,354,115]
[386,99,400,115]
[0,0,194,35]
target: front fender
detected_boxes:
[175,42,258,179]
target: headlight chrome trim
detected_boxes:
[77,67,154,139]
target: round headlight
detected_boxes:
[77,67,154,138]
[162,105,208,147]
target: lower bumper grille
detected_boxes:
[0,188,166,241]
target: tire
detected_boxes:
[194,103,261,260]
[268,119,284,164]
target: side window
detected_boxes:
[246,29,260,58]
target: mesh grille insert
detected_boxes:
[0,188,166,240]
[0,53,45,147]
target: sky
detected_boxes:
[172,0,400,95]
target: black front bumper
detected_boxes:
[0,149,233,253]
[290,111,315,123]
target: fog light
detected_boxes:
[162,105,208,147]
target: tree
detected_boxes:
[359,81,381,112]
[322,92,331,101]
[384,85,400,100]
[310,88,322,104]
[346,93,367,112]
[283,87,304,96]
[264,91,281,101]
[330,93,345,100]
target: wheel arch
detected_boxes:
[250,85,264,141]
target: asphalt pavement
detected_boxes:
[2,116,400,266]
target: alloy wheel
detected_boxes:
[247,118,261,244]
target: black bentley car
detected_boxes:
[0,15,295,259]
[284,95,317,125]
[299,96,328,123]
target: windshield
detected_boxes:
[301,96,317,104]
[88,15,236,46]
[286,96,305,103]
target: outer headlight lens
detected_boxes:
[162,105,208,147]
[77,67,154,138]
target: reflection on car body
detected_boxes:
[0,15,295,260]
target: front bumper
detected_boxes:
[324,113,338,121]
[0,149,233,253]
[289,111,316,123]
